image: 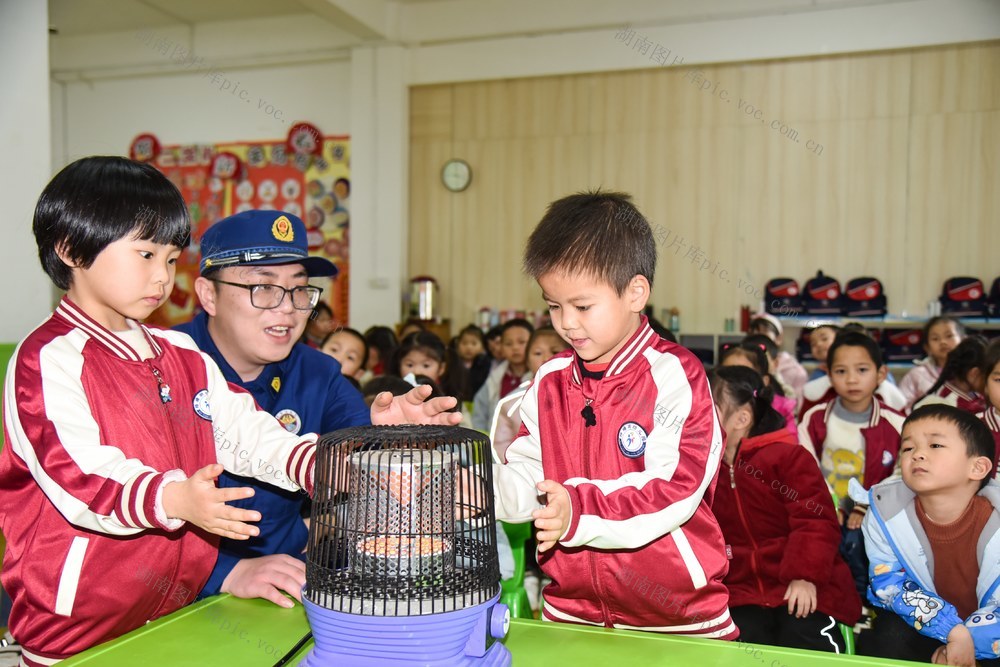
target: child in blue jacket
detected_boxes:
[859,404,1000,665]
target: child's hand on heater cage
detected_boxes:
[783,579,817,618]
[369,384,463,426]
[162,464,261,540]
[221,554,306,609]
[533,480,570,553]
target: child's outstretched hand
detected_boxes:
[783,579,817,618]
[846,507,865,530]
[533,480,570,553]
[162,464,261,540]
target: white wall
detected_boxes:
[0,0,53,341]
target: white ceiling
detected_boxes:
[47,0,916,44]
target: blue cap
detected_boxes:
[199,210,338,277]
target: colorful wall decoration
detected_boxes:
[132,129,351,329]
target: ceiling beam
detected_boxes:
[294,0,394,41]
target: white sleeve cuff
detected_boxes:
[154,469,189,531]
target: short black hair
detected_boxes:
[33,156,190,290]
[501,318,534,337]
[708,365,786,438]
[523,190,656,295]
[321,326,369,369]
[923,316,965,343]
[827,331,883,368]
[905,404,996,487]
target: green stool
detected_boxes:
[499,521,533,619]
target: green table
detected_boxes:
[61,595,920,666]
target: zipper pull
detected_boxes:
[581,399,596,427]
[150,366,172,404]
[729,462,736,488]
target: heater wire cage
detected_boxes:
[305,425,501,617]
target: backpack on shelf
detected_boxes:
[764,278,803,316]
[881,328,924,363]
[803,271,844,316]
[987,277,1000,319]
[844,277,888,317]
[939,277,987,317]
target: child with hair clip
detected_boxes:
[709,366,860,652]
[899,317,965,413]
[913,336,987,415]
[977,338,1000,473]
[390,331,467,404]
[718,340,796,437]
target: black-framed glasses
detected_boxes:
[210,279,322,310]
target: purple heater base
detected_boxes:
[302,593,512,667]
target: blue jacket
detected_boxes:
[861,478,1000,659]
[176,313,370,596]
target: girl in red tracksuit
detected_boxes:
[709,365,861,653]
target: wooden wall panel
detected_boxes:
[410,42,1000,333]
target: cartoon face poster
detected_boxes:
[141,135,351,329]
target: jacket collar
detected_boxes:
[821,396,886,429]
[984,407,1000,433]
[943,381,977,402]
[54,296,162,362]
[738,428,798,454]
[570,316,655,385]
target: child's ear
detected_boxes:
[970,455,993,482]
[627,275,651,312]
[193,276,218,316]
[877,364,888,385]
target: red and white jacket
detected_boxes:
[798,398,904,491]
[913,381,986,415]
[711,428,861,624]
[0,298,316,665]
[494,319,736,639]
[978,407,1000,475]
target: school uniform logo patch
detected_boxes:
[275,409,302,434]
[193,389,212,421]
[618,422,647,458]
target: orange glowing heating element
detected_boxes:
[358,536,449,558]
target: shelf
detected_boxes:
[777,315,1000,330]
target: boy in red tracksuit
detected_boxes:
[493,191,736,639]
[798,331,905,598]
[710,365,860,652]
[0,157,458,665]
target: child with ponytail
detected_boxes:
[913,336,987,415]
[718,340,796,437]
[709,366,861,653]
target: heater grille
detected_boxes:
[305,425,501,616]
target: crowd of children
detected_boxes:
[3,157,1000,667]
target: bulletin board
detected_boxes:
[133,132,351,328]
